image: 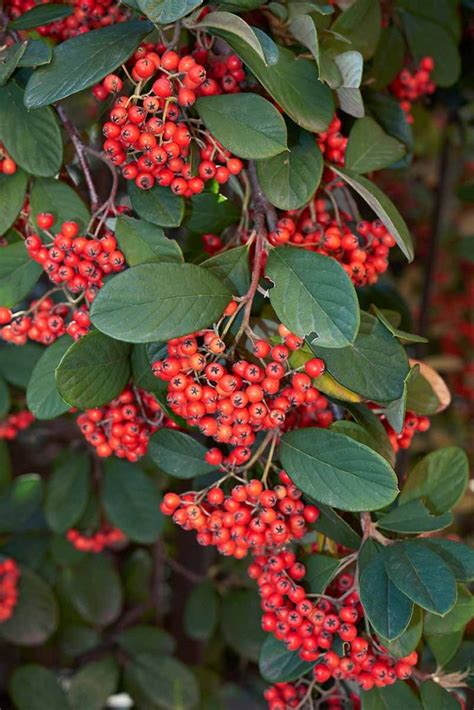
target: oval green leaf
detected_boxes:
[128,182,184,228]
[26,335,72,419]
[0,240,42,307]
[0,169,28,235]
[148,429,217,478]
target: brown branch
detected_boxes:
[57,105,99,212]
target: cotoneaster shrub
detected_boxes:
[0,1,472,709]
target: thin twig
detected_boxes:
[57,105,99,211]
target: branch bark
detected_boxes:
[57,105,100,212]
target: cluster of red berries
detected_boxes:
[0,558,20,622]
[67,524,125,552]
[152,320,328,464]
[264,682,307,709]
[160,471,320,560]
[0,143,17,175]
[0,410,34,439]
[99,45,243,193]
[5,0,127,41]
[316,115,347,167]
[390,57,436,124]
[250,552,417,698]
[0,298,90,346]
[382,411,430,452]
[76,386,169,461]
[269,209,396,287]
[27,214,125,295]
[191,46,246,96]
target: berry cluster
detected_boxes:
[316,115,347,167]
[269,210,396,287]
[382,411,430,452]
[250,552,417,697]
[0,143,17,175]
[27,214,125,296]
[152,320,329,464]
[390,57,436,123]
[67,524,125,552]
[160,471,320,560]
[0,558,20,622]
[0,298,89,346]
[0,410,34,439]
[264,681,307,709]
[191,46,246,96]
[76,386,168,461]
[5,0,128,41]
[99,45,243,193]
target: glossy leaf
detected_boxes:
[259,636,313,683]
[400,447,468,514]
[424,585,474,636]
[400,11,460,87]
[128,182,185,228]
[138,0,201,23]
[115,215,183,266]
[196,11,269,64]
[0,240,42,307]
[380,605,423,657]
[62,556,122,626]
[30,177,90,234]
[370,24,405,88]
[148,429,217,478]
[423,539,474,582]
[377,499,452,533]
[0,342,43,388]
[0,568,58,646]
[10,3,72,29]
[184,581,219,641]
[346,116,406,173]
[44,454,90,534]
[305,554,341,594]
[26,336,72,419]
[0,42,27,85]
[420,681,460,710]
[202,245,250,295]
[279,428,398,511]
[332,0,381,59]
[312,502,361,549]
[185,192,240,234]
[289,14,319,67]
[362,682,422,710]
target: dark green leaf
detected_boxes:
[0,240,42,307]
[30,177,90,234]
[45,454,90,534]
[184,581,219,640]
[91,262,232,343]
[0,568,58,645]
[311,312,410,402]
[115,215,183,266]
[129,182,184,228]
[420,681,460,710]
[56,330,131,409]
[202,245,250,295]
[312,502,361,549]
[331,166,414,261]
[185,192,240,234]
[362,682,422,710]
[0,474,43,533]
[196,94,287,159]
[289,14,319,67]
[19,40,52,68]
[423,540,474,583]
[148,429,217,478]
[69,658,119,710]
[346,116,406,173]
[0,167,27,234]
[221,589,265,661]
[370,25,405,88]
[380,606,423,657]
[400,447,468,514]
[405,367,441,415]
[0,342,43,388]
[334,50,363,88]
[117,625,175,658]
[279,428,398,511]
[125,654,200,709]
[331,420,389,461]
[371,306,427,343]
[256,130,323,210]
[424,585,474,636]
[344,402,396,465]
[103,458,163,543]
[138,0,201,23]
[196,11,270,63]
[400,11,460,87]
[10,665,70,710]
[331,0,381,59]
[24,20,152,108]
[305,554,341,594]
[365,90,413,159]
[360,552,413,640]
[0,376,10,418]
[0,82,62,176]
[10,3,73,29]
[62,555,122,626]
[383,541,457,615]
[267,246,359,346]
[425,628,464,667]
[259,636,313,683]
[377,500,452,533]
[26,335,72,419]
[0,42,27,85]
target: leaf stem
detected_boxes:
[56,105,99,212]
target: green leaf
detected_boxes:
[10,665,70,710]
[45,454,90,534]
[0,42,27,86]
[62,556,122,626]
[346,116,406,173]
[91,262,232,343]
[279,428,398,511]
[19,40,52,68]
[400,447,468,514]
[10,3,73,29]
[405,367,441,415]
[202,245,250,295]
[0,474,43,533]
[331,420,389,461]
[423,540,474,583]
[380,605,423,657]
[362,682,422,710]
[370,25,405,88]
[383,541,457,615]
[0,240,42,307]
[117,625,175,658]
[331,0,382,59]
[56,331,131,409]
[115,215,183,266]
[0,82,62,176]
[196,94,287,159]
[425,628,464,667]
[221,589,265,662]
[424,585,474,636]
[311,312,410,402]
[256,129,323,210]
[30,177,90,234]
[26,335,72,419]
[0,568,58,645]
[334,50,363,88]
[377,500,452,533]
[129,182,185,228]
[400,11,460,87]
[289,14,319,67]
[138,0,201,23]
[149,429,217,479]
[331,166,414,261]
[103,458,163,543]
[371,306,427,343]
[24,20,152,108]
[196,11,270,64]
[0,169,28,234]
[305,554,341,594]
[0,376,10,418]
[420,681,460,710]
[360,552,413,640]
[312,502,361,549]
[344,402,396,465]
[185,192,240,234]
[365,91,413,163]
[184,581,219,641]
[0,342,42,388]
[212,34,334,132]
[69,658,119,710]
[266,246,359,346]
[259,636,314,683]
